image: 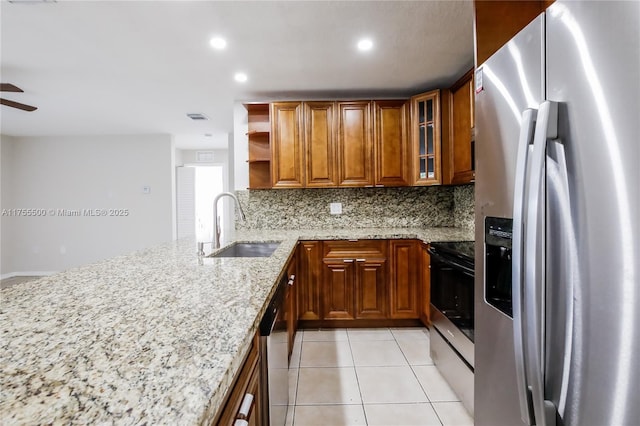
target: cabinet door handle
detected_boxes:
[288,279,294,286]
[343,259,354,263]
[289,274,295,281]
[237,393,254,419]
[356,258,366,262]
[234,420,249,426]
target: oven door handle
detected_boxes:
[427,249,474,276]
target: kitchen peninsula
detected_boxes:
[0,227,473,424]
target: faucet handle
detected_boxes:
[197,241,212,256]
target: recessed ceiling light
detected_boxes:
[357,38,374,52]
[209,37,227,50]
[234,72,248,83]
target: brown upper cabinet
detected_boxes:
[410,90,441,185]
[271,102,304,188]
[250,97,428,189]
[373,100,411,187]
[474,0,552,66]
[442,69,475,185]
[336,101,374,187]
[265,99,412,189]
[304,102,338,187]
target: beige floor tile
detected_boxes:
[356,366,428,404]
[390,327,430,341]
[396,338,433,365]
[300,341,354,367]
[347,328,394,341]
[271,406,290,425]
[289,368,299,404]
[350,340,407,367]
[290,335,303,369]
[412,366,459,402]
[293,405,367,426]
[432,402,473,426]
[364,403,442,426]
[296,367,362,405]
[303,329,348,342]
[285,404,295,426]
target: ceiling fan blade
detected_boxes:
[0,83,24,93]
[0,98,37,112]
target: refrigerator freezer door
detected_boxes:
[474,15,544,426]
[545,1,640,425]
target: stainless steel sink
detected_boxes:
[208,241,281,258]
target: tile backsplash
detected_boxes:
[236,186,475,231]
[453,184,475,231]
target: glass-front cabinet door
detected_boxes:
[410,90,441,185]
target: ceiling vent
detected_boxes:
[186,113,209,121]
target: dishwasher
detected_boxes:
[259,274,289,426]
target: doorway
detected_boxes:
[176,165,224,242]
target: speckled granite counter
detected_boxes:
[0,227,473,425]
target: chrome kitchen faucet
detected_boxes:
[212,192,246,250]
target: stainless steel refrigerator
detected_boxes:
[474,1,639,425]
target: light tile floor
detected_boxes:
[287,327,473,426]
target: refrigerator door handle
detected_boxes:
[524,101,558,426]
[512,108,537,425]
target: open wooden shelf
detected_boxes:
[248,161,271,189]
[247,103,272,189]
[247,104,270,134]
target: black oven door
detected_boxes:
[428,245,475,367]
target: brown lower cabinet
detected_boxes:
[389,240,421,319]
[297,239,425,327]
[297,241,322,320]
[213,332,262,426]
[322,240,387,321]
[285,253,298,359]
[421,242,431,325]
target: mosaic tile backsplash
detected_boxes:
[454,184,475,231]
[235,186,474,231]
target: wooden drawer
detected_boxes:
[322,240,387,259]
[213,333,261,426]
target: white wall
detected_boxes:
[233,102,249,190]
[1,135,17,274]
[0,134,174,277]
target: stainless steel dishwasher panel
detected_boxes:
[259,277,289,426]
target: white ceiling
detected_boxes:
[0,0,474,149]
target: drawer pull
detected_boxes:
[234,420,249,426]
[343,259,354,263]
[356,258,366,262]
[238,393,254,418]
[289,274,295,281]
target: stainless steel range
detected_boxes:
[428,241,474,414]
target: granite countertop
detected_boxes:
[0,227,473,425]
